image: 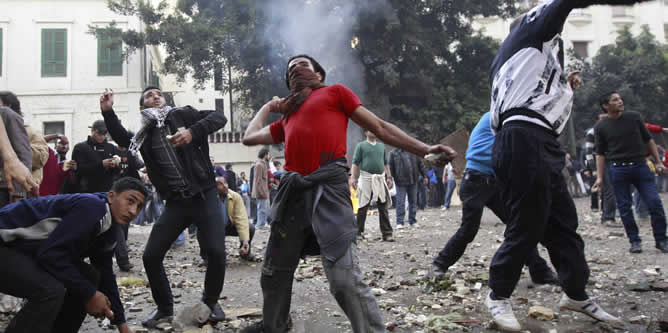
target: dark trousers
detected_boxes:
[417,183,427,209]
[356,199,392,237]
[601,163,617,221]
[260,221,384,333]
[114,223,130,267]
[609,163,667,245]
[0,246,99,333]
[395,184,417,225]
[443,179,457,208]
[489,123,589,300]
[143,187,226,313]
[433,170,553,279]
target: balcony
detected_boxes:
[568,9,592,26]
[209,131,244,144]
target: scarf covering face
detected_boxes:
[129,105,174,155]
[271,66,326,121]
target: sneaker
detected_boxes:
[630,241,642,253]
[396,224,404,229]
[656,241,668,253]
[208,303,226,322]
[428,263,448,280]
[485,292,521,331]
[441,206,447,211]
[142,308,173,328]
[558,294,622,325]
[531,271,560,285]
[411,223,420,228]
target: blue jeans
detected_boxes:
[395,184,417,225]
[443,179,457,208]
[632,187,649,218]
[256,198,270,227]
[609,163,667,245]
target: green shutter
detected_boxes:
[42,29,67,77]
[98,30,122,76]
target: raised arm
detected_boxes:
[243,101,275,146]
[100,91,132,148]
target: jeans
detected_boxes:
[490,122,589,300]
[443,179,457,208]
[114,223,130,267]
[417,183,427,210]
[260,221,384,333]
[395,184,417,225]
[357,199,392,236]
[633,187,649,218]
[143,188,227,313]
[433,170,554,280]
[0,245,99,333]
[609,163,667,245]
[242,193,251,218]
[256,198,270,227]
[601,163,617,221]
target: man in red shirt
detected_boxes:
[241,55,455,333]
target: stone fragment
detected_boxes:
[528,305,554,321]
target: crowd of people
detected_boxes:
[0,1,665,333]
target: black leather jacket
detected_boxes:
[102,106,226,200]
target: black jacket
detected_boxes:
[271,159,356,262]
[389,149,426,186]
[71,137,119,193]
[102,106,226,200]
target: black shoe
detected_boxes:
[630,242,643,253]
[531,271,560,285]
[428,263,448,280]
[118,263,134,272]
[656,241,668,253]
[382,234,394,242]
[208,303,226,322]
[141,308,173,328]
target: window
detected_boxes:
[42,29,67,77]
[572,41,589,58]
[611,6,631,18]
[214,63,223,91]
[43,121,65,136]
[97,30,123,76]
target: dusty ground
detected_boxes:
[8,194,668,332]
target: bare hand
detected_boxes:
[85,291,113,320]
[239,241,250,256]
[67,160,78,171]
[656,164,666,175]
[100,89,114,112]
[350,178,358,190]
[267,97,284,113]
[568,72,582,90]
[102,158,117,168]
[168,129,193,147]
[3,158,37,195]
[425,145,457,168]
[591,178,602,192]
[386,177,393,190]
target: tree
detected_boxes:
[568,25,668,146]
[94,0,516,142]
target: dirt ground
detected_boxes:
[47,195,668,332]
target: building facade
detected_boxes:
[473,1,668,60]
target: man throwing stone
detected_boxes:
[100,87,228,328]
[241,54,455,333]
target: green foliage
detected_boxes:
[99,0,515,140]
[569,25,668,144]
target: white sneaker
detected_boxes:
[558,294,622,324]
[411,223,420,228]
[396,224,404,229]
[485,292,521,331]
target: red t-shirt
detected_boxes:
[270,84,362,176]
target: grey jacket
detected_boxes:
[270,159,356,262]
[0,107,32,198]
